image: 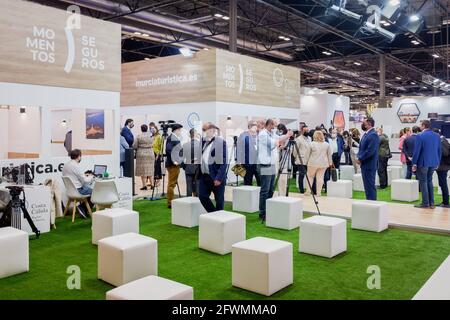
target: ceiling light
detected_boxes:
[432,53,440,58]
[354,62,361,66]
[433,78,440,83]
[203,48,209,51]
[389,0,400,6]
[214,13,223,18]
[395,76,402,80]
[179,47,193,57]
[278,35,285,40]
[423,86,427,89]
[284,37,291,41]
[144,57,150,61]
[409,14,420,22]
[142,33,149,37]
[222,16,230,20]
[411,82,416,85]
[411,40,419,45]
[322,51,332,56]
[133,32,142,35]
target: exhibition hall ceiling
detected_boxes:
[26,0,450,108]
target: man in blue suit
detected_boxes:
[121,119,134,147]
[199,123,228,212]
[412,120,442,209]
[357,118,380,200]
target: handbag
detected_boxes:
[330,166,338,182]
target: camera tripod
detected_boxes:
[3,186,40,238]
[273,139,321,215]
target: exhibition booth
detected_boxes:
[121,48,301,185]
[0,0,131,234]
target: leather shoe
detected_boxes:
[414,204,430,209]
[437,203,450,208]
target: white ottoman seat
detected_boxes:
[391,179,419,202]
[98,232,157,286]
[353,173,380,191]
[339,165,355,181]
[389,165,403,181]
[299,216,347,258]
[106,275,193,300]
[92,208,139,245]
[0,227,29,279]
[327,180,352,198]
[171,197,206,228]
[232,237,293,296]
[266,196,303,230]
[232,186,260,213]
[199,211,245,255]
[351,200,389,232]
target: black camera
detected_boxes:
[6,185,24,198]
[159,120,176,136]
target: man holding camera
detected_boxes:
[257,119,293,221]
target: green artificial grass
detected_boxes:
[0,199,449,300]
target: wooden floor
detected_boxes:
[133,179,450,235]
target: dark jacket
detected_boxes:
[437,137,450,172]
[165,133,181,167]
[121,126,134,147]
[357,128,380,170]
[201,137,228,183]
[378,134,391,158]
[403,134,417,159]
[412,129,441,168]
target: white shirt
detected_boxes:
[330,138,338,153]
[62,160,92,189]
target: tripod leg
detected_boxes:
[20,202,40,238]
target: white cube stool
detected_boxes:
[171,197,206,228]
[339,165,355,181]
[98,232,157,286]
[106,275,193,300]
[0,227,29,279]
[232,186,260,213]
[351,200,389,232]
[387,168,392,186]
[92,208,139,245]
[389,166,403,181]
[391,179,419,202]
[327,180,352,198]
[199,211,246,255]
[299,216,347,258]
[266,196,303,230]
[353,173,380,191]
[433,171,439,188]
[232,237,293,296]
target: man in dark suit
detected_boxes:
[403,126,421,179]
[199,123,227,212]
[121,119,134,147]
[412,120,442,209]
[357,118,380,200]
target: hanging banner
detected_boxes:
[0,0,121,92]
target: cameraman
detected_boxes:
[293,124,311,194]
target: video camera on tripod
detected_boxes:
[0,186,40,238]
[158,120,176,137]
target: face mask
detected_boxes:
[150,128,155,134]
[331,133,337,138]
[361,123,367,132]
[303,132,309,137]
[250,126,257,133]
[129,123,134,129]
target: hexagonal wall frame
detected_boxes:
[397,103,420,123]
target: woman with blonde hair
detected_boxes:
[304,130,333,196]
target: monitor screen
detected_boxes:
[93,165,107,177]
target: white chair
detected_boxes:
[92,208,139,245]
[299,216,347,258]
[232,186,260,213]
[62,176,93,223]
[91,179,120,211]
[351,200,388,232]
[232,237,293,296]
[327,180,353,198]
[199,211,246,255]
[98,232,158,286]
[0,227,29,279]
[391,179,419,202]
[106,275,193,300]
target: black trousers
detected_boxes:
[297,164,307,193]
[378,156,389,189]
[332,153,341,169]
[243,164,260,186]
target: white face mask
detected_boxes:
[249,126,257,134]
[331,133,337,138]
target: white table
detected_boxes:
[0,184,51,235]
